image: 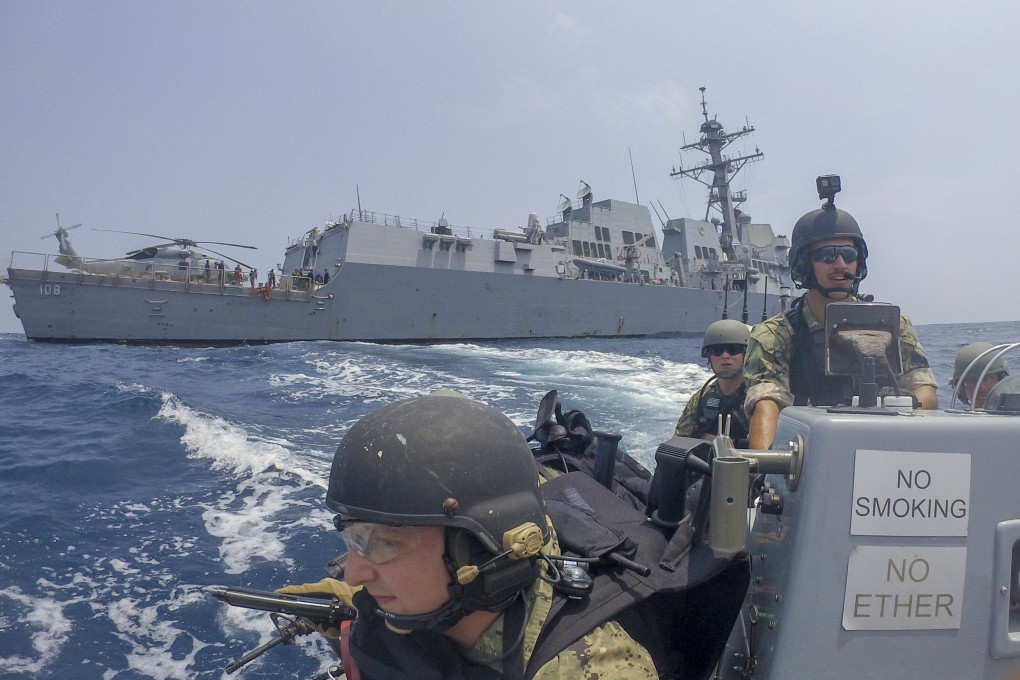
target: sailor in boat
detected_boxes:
[948,341,1010,409]
[276,395,658,679]
[674,319,752,448]
[743,176,938,449]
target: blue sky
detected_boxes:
[3,1,1019,333]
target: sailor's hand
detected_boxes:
[276,577,361,606]
[275,578,361,638]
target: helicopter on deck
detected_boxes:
[42,214,257,283]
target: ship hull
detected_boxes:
[8,263,777,344]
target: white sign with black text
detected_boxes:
[850,450,971,536]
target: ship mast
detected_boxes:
[670,87,763,260]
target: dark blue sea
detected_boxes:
[2,320,1017,679]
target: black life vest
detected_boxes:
[690,377,750,444]
[785,296,853,406]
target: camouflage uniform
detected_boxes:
[744,299,937,416]
[464,527,658,679]
[675,377,750,442]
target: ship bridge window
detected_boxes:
[595,243,606,258]
[572,240,583,256]
[695,246,704,259]
[622,231,634,245]
[582,242,592,257]
[595,226,611,242]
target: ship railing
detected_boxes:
[349,210,485,240]
[9,250,51,271]
[8,251,317,301]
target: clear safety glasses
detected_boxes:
[333,517,423,565]
[810,245,859,265]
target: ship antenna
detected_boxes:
[761,272,770,322]
[356,184,363,220]
[699,86,709,123]
[629,147,640,204]
[656,200,674,223]
[649,202,666,228]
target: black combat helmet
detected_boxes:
[789,175,869,291]
[326,394,548,629]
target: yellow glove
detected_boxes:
[275,578,362,638]
[276,577,362,607]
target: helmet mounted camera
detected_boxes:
[790,174,869,297]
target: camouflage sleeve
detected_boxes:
[743,316,795,418]
[896,315,938,392]
[531,620,658,679]
[674,382,706,436]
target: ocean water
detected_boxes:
[1,320,1018,679]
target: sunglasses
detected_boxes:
[334,517,422,565]
[811,245,859,265]
[706,344,745,357]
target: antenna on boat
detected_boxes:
[356,185,363,221]
[721,275,730,319]
[629,147,640,204]
[741,274,749,324]
[761,273,770,322]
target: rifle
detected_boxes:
[209,585,357,675]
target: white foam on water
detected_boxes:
[157,392,291,476]
[265,344,518,408]
[114,381,155,396]
[153,392,336,576]
[0,586,72,675]
[104,588,208,680]
[200,477,294,574]
[270,342,713,465]
[416,342,714,457]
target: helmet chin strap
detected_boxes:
[714,367,743,379]
[370,594,471,632]
[369,544,531,632]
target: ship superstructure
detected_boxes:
[5,91,795,343]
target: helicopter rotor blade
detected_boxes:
[193,240,257,250]
[93,228,186,242]
[91,229,255,250]
[42,221,83,239]
[201,246,253,270]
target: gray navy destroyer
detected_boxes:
[5,91,794,344]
